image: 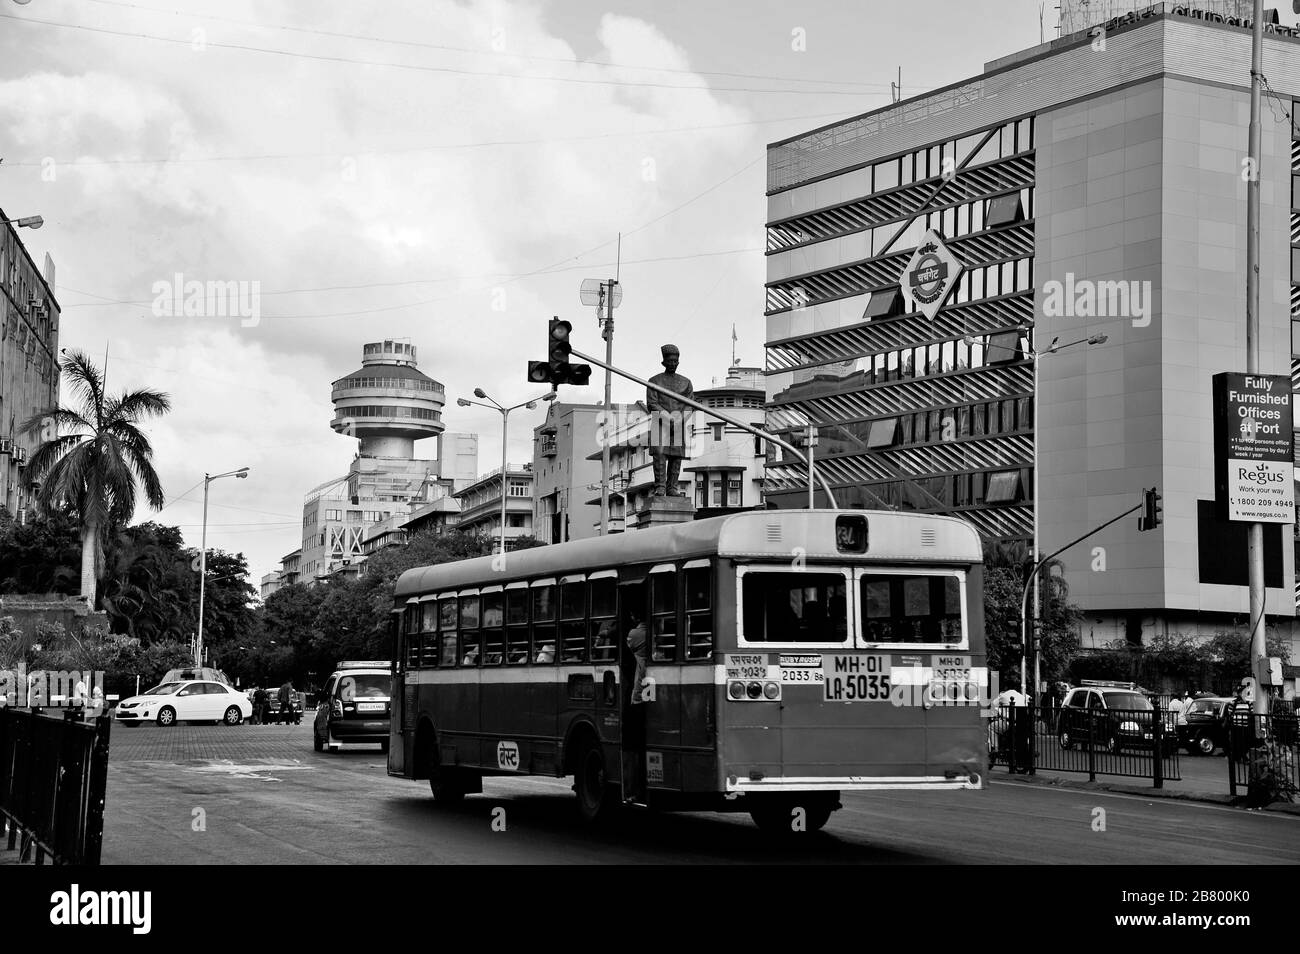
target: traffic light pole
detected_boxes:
[1021,498,1144,701]
[600,282,616,535]
[1246,0,1268,720]
[568,346,839,509]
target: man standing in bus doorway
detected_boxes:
[623,612,649,803]
[647,344,694,496]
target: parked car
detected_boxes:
[114,680,252,727]
[1176,696,1232,755]
[314,662,391,753]
[1056,684,1174,755]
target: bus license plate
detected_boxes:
[823,655,891,702]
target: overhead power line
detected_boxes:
[83,0,896,92]
[1,109,860,169]
[1,11,880,96]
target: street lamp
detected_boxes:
[965,330,1108,697]
[1,215,43,230]
[457,390,555,554]
[197,466,249,667]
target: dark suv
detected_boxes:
[1176,696,1231,755]
[1057,685,1171,754]
[313,664,391,752]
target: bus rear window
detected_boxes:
[860,574,962,644]
[741,572,848,643]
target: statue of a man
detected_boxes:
[647,344,694,496]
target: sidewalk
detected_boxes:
[990,761,1300,815]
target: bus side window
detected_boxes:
[460,595,482,666]
[438,598,459,667]
[419,601,438,668]
[560,580,587,663]
[685,566,712,660]
[482,591,505,665]
[405,604,422,669]
[505,590,529,664]
[651,570,678,662]
[590,577,617,663]
[532,584,556,664]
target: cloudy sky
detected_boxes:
[2,0,1056,582]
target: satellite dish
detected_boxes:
[579,278,622,308]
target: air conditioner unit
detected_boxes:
[0,438,11,455]
[13,446,26,464]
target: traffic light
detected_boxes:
[526,317,592,385]
[548,317,572,380]
[1138,487,1163,531]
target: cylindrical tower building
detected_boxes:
[330,340,445,458]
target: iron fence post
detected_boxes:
[83,714,111,865]
[1152,700,1164,790]
[1087,709,1096,783]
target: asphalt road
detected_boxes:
[102,722,1300,865]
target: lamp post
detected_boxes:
[966,330,1107,697]
[458,390,555,555]
[1,215,43,230]
[197,466,249,666]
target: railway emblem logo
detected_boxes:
[902,230,962,320]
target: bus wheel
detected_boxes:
[430,767,466,804]
[573,738,615,824]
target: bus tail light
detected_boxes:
[728,681,745,700]
[746,681,762,699]
[762,682,780,700]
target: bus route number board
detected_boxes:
[779,654,824,685]
[823,655,891,702]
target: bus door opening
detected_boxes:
[618,579,648,800]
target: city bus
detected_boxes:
[387,509,987,831]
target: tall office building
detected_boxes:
[297,340,478,580]
[0,215,59,521]
[763,3,1299,647]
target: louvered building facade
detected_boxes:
[764,4,1300,652]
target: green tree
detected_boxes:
[22,350,171,608]
[981,540,1081,690]
[0,507,80,594]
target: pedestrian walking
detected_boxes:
[253,686,268,725]
[277,679,295,725]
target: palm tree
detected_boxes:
[21,350,171,608]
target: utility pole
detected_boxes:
[600,278,617,535]
[580,240,621,537]
[805,423,818,509]
[1246,0,1267,720]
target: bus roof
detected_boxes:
[394,510,981,599]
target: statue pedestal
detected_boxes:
[631,495,696,529]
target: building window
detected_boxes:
[867,418,899,449]
[710,423,724,442]
[984,470,1021,504]
[986,331,1022,364]
[728,479,742,507]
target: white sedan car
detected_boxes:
[114,680,253,727]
